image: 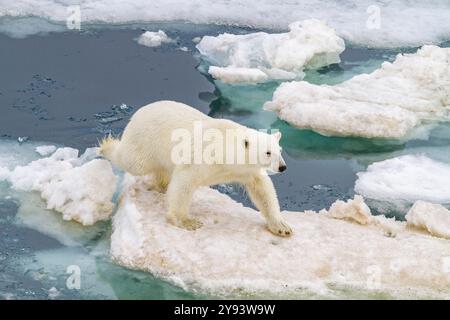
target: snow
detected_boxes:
[406,201,450,240]
[322,195,399,237]
[264,46,450,139]
[208,66,268,84]
[0,146,117,226]
[136,30,173,47]
[35,145,56,156]
[355,154,450,204]
[197,19,344,83]
[1,1,450,47]
[111,174,450,298]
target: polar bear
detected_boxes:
[100,100,292,237]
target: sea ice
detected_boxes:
[264,45,450,139]
[1,1,450,47]
[406,201,450,239]
[136,30,173,47]
[354,154,450,204]
[0,146,117,226]
[196,19,344,83]
[208,66,269,84]
[322,195,400,237]
[111,174,450,298]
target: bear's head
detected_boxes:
[242,129,287,174]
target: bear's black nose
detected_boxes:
[279,165,287,172]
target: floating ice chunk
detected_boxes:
[197,19,344,83]
[323,195,400,237]
[136,30,173,47]
[324,195,372,225]
[40,159,117,226]
[17,136,28,144]
[355,155,450,204]
[111,175,450,298]
[35,145,56,156]
[264,45,450,139]
[1,147,117,226]
[47,287,60,299]
[406,201,450,239]
[208,66,268,84]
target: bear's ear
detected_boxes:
[273,131,282,141]
[244,139,249,149]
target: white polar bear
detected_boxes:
[100,100,292,237]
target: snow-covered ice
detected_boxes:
[136,30,173,47]
[264,46,450,139]
[322,195,399,237]
[406,201,450,240]
[0,146,117,226]
[197,19,344,83]
[208,66,269,84]
[1,1,450,47]
[111,175,450,298]
[35,145,57,156]
[355,154,450,205]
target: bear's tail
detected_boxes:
[99,134,120,164]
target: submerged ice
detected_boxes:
[197,19,344,84]
[264,46,450,139]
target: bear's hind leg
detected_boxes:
[166,169,203,230]
[143,170,171,193]
[154,171,170,193]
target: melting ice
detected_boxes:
[136,30,173,47]
[196,19,344,83]
[264,46,450,139]
[0,145,117,226]
[355,154,450,205]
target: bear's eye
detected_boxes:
[266,151,271,156]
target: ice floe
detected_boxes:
[355,154,450,205]
[1,1,450,47]
[136,30,173,47]
[0,146,117,226]
[197,19,344,84]
[406,201,450,240]
[111,175,450,298]
[264,45,450,139]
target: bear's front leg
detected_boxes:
[244,173,293,237]
[166,168,203,231]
